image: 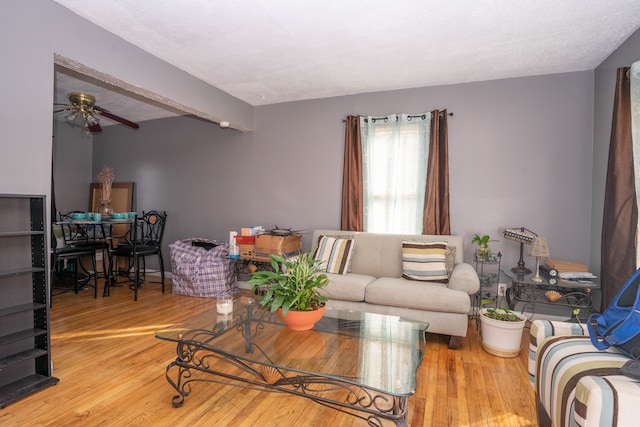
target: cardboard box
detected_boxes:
[254,234,302,262]
[241,226,263,236]
[239,244,256,259]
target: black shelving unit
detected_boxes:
[472,252,502,328]
[0,195,58,408]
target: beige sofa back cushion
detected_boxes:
[311,230,464,279]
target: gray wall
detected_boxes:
[89,71,595,275]
[52,121,93,214]
[0,0,252,203]
[591,28,640,276]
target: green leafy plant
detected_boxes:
[472,234,498,259]
[482,307,522,322]
[247,252,329,316]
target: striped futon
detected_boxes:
[529,320,640,427]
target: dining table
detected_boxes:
[55,215,137,294]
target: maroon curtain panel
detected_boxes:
[423,109,451,235]
[340,115,364,231]
[601,67,637,309]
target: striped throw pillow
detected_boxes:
[313,236,355,274]
[402,241,448,282]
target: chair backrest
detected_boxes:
[57,212,91,245]
[137,211,167,247]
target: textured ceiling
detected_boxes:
[54,66,183,127]
[52,0,640,124]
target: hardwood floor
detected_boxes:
[0,278,538,426]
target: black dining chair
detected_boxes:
[50,222,97,305]
[105,210,167,301]
[59,211,110,275]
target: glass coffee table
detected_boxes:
[155,296,428,426]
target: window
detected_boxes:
[361,113,431,234]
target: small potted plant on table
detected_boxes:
[472,234,497,261]
[247,252,329,331]
[479,307,527,357]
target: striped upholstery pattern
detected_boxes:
[534,334,631,427]
[529,320,589,387]
[574,375,640,427]
[313,235,355,274]
[401,241,448,282]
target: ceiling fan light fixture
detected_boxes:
[68,92,96,109]
[84,111,99,127]
[55,91,138,134]
[64,110,78,122]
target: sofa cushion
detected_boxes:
[445,247,456,276]
[401,241,448,282]
[365,277,470,313]
[318,272,376,302]
[313,236,355,274]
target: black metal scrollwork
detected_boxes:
[163,303,411,425]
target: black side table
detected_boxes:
[502,269,599,318]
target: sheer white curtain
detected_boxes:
[631,61,640,267]
[360,113,431,234]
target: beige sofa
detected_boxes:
[311,230,480,348]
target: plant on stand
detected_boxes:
[479,307,527,357]
[247,252,329,331]
[472,234,497,261]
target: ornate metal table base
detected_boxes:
[499,267,600,319]
[505,276,596,320]
[165,350,410,426]
[163,305,412,426]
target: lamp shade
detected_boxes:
[529,237,550,258]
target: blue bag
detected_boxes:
[588,268,640,358]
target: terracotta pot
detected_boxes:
[276,306,326,331]
[479,308,526,358]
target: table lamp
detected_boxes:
[529,237,550,283]
[503,227,537,274]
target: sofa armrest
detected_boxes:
[447,262,480,295]
[528,320,589,388]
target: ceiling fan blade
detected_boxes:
[53,108,69,114]
[94,106,140,130]
[88,123,103,133]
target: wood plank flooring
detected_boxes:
[0,278,538,426]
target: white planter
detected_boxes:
[479,309,527,358]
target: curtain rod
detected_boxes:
[342,111,453,123]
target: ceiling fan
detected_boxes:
[54,91,140,133]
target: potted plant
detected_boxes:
[472,234,497,260]
[479,307,527,357]
[247,252,329,331]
